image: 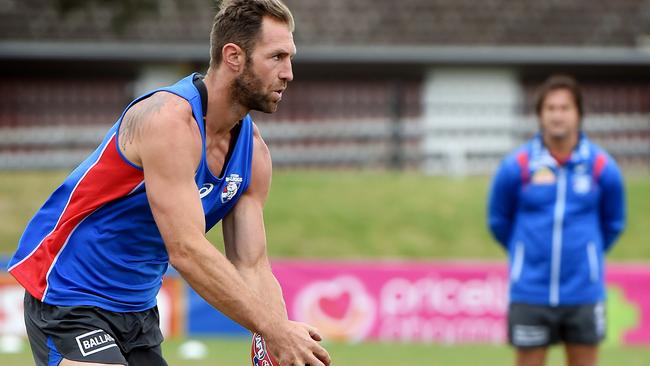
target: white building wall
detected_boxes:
[421,67,522,176]
[133,64,189,97]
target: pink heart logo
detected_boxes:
[294,276,376,342]
[318,292,351,320]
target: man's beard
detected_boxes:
[231,62,277,113]
[540,121,576,140]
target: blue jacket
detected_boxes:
[488,133,625,306]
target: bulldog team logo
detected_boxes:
[572,164,591,194]
[222,173,243,203]
[573,173,591,194]
[293,276,376,342]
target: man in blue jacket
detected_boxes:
[488,75,625,366]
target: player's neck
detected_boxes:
[203,70,249,137]
[542,131,579,162]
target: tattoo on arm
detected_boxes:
[119,92,168,152]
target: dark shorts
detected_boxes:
[508,302,606,349]
[24,292,167,366]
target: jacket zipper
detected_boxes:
[587,242,599,282]
[511,242,525,282]
[550,167,567,306]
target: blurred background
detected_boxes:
[1,0,649,365]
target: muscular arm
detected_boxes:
[222,127,287,320]
[122,101,329,365]
[121,93,279,335]
[223,126,330,365]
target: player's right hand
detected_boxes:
[263,320,331,366]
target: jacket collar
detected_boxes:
[530,132,590,169]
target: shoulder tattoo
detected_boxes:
[119,93,168,151]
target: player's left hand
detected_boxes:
[255,320,331,366]
[251,328,326,366]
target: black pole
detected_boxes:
[389,80,404,170]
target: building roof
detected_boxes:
[288,0,650,48]
[2,0,650,64]
[0,0,213,43]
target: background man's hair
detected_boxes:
[535,74,584,118]
[209,0,294,67]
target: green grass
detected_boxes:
[2,338,650,366]
[1,170,649,259]
[1,171,649,365]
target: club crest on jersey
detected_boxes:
[222,173,243,203]
[573,173,591,194]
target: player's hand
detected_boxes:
[263,320,331,366]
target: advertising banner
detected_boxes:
[0,274,184,338]
[275,260,508,344]
[273,261,649,345]
[1,260,648,345]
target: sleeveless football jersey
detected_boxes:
[8,74,253,312]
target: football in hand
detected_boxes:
[251,333,279,366]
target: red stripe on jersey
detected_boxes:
[593,153,607,180]
[9,135,143,300]
[516,151,529,184]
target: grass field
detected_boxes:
[1,170,649,259]
[1,171,649,365]
[2,338,650,366]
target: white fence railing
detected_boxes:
[1,114,648,173]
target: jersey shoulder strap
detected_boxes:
[192,73,208,121]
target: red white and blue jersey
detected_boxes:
[8,74,253,312]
